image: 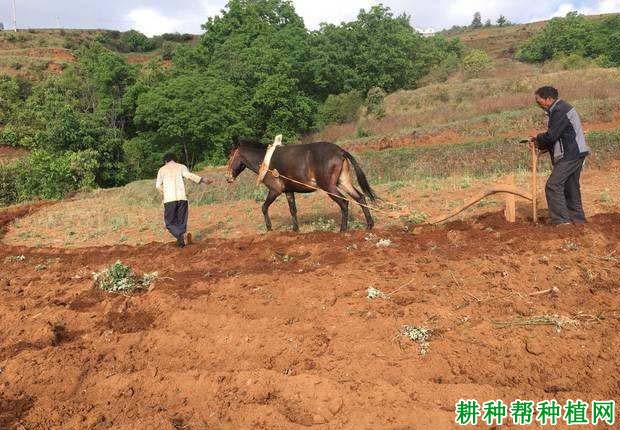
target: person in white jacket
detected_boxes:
[156,153,212,247]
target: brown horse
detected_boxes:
[225,138,377,232]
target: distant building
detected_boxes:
[415,27,436,37]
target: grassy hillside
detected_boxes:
[308,14,620,150]
[0,29,197,79]
[443,13,620,58]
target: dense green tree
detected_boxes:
[134,73,252,166]
[119,30,154,52]
[311,6,424,95]
[516,12,620,66]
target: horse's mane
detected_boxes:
[234,137,267,150]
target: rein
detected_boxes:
[265,168,409,219]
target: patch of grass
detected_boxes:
[457,176,472,189]
[405,211,429,225]
[310,217,337,232]
[348,218,366,230]
[110,216,128,231]
[358,130,620,186]
[93,260,157,294]
[477,198,500,207]
[356,125,371,138]
[251,188,265,202]
[598,189,613,203]
[387,180,408,192]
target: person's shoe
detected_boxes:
[176,237,185,248]
[183,232,192,246]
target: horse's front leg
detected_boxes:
[285,192,299,232]
[262,189,280,231]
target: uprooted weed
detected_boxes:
[93,260,157,294]
[398,325,432,355]
[492,314,579,332]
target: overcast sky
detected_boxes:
[2,0,620,35]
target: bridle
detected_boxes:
[226,148,240,181]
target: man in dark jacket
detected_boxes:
[530,86,590,225]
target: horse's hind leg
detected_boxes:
[262,189,280,231]
[338,160,374,230]
[285,192,299,232]
[327,191,349,232]
[355,194,374,230]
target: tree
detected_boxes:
[497,15,510,27]
[471,12,482,29]
[134,73,252,166]
[119,30,154,53]
[309,5,446,96]
[517,12,596,63]
[484,19,492,28]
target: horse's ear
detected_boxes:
[231,135,240,149]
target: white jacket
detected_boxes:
[155,161,202,203]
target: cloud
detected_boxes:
[126,8,182,36]
[124,1,226,35]
[292,0,377,29]
[12,0,620,35]
[551,0,620,17]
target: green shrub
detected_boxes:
[0,163,18,206]
[63,39,80,50]
[517,13,620,67]
[0,125,21,147]
[553,53,591,70]
[461,49,493,78]
[366,87,386,117]
[161,33,193,42]
[15,149,99,200]
[421,53,459,84]
[119,30,154,53]
[160,41,176,61]
[317,90,363,126]
[123,136,165,181]
[356,125,371,138]
[29,60,50,72]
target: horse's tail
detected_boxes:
[342,151,377,202]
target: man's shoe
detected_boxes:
[176,237,185,248]
[183,232,192,245]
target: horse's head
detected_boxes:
[225,139,246,183]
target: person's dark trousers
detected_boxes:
[164,200,188,245]
[545,157,586,224]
